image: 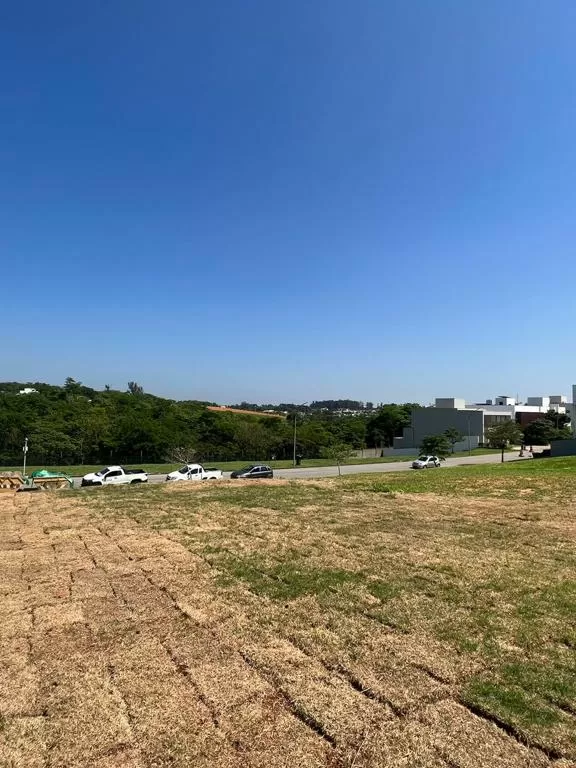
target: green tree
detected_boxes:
[366,404,413,447]
[69,407,109,463]
[419,435,451,458]
[523,419,570,446]
[542,409,571,430]
[330,415,367,449]
[485,420,524,463]
[444,427,464,454]
[127,381,144,396]
[320,443,355,476]
[29,424,77,464]
[233,421,274,460]
[63,376,84,400]
[296,420,332,457]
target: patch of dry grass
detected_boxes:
[1,462,576,765]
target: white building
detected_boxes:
[494,396,516,406]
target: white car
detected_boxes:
[166,463,223,482]
[81,466,148,486]
[411,455,442,469]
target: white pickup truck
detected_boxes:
[166,463,224,482]
[81,466,148,487]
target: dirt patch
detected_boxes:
[164,478,291,493]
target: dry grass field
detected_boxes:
[1,460,575,767]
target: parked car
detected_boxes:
[166,463,223,482]
[230,464,274,479]
[411,455,442,469]
[81,466,148,486]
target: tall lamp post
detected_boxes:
[23,437,29,477]
[292,402,308,467]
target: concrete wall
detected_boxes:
[386,436,479,456]
[476,405,515,417]
[394,408,485,450]
[527,396,550,407]
[451,437,480,452]
[353,448,384,459]
[550,439,576,457]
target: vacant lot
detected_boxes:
[1,460,575,767]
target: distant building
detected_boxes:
[550,395,568,405]
[495,395,516,406]
[568,385,576,436]
[434,398,466,410]
[18,388,38,395]
[388,394,569,453]
[526,396,549,407]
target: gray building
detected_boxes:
[393,404,484,452]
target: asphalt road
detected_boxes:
[72,452,524,488]
[265,451,524,479]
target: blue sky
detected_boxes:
[3,1,576,404]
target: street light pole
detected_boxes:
[467,416,472,456]
[292,402,308,467]
[23,437,28,477]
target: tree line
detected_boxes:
[0,381,418,466]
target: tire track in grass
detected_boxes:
[458,698,566,762]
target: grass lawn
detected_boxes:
[2,457,572,765]
[0,447,504,477]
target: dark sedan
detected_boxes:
[230,464,274,479]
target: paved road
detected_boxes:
[72,452,525,488]
[267,451,525,479]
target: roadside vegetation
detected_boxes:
[0,379,417,467]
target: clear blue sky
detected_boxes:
[3,1,576,404]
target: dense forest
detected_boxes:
[0,380,418,466]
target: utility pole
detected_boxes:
[23,437,28,477]
[292,402,308,467]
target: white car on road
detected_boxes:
[81,466,148,486]
[166,463,224,482]
[411,455,442,469]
